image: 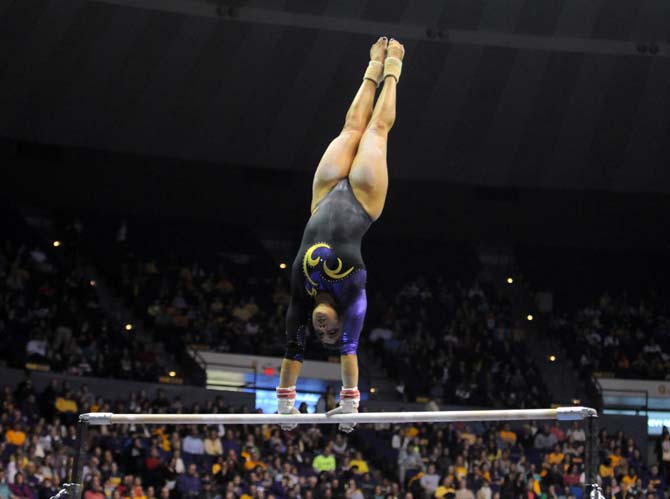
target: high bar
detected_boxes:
[80,406,597,426]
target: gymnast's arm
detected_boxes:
[280,296,308,387]
[340,354,358,390]
[279,358,302,387]
[339,288,366,389]
[277,297,308,429]
[327,293,366,432]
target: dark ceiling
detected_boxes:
[2,0,670,194]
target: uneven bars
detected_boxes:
[81,406,597,426]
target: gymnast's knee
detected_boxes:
[365,119,393,136]
[342,120,366,136]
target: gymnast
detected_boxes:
[276,37,405,432]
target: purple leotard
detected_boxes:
[285,179,373,362]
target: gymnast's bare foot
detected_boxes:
[370,37,388,64]
[387,38,405,61]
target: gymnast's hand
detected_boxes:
[326,387,360,433]
[276,386,300,431]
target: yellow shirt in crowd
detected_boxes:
[349,459,369,474]
[548,451,564,465]
[434,485,456,499]
[621,474,637,492]
[599,464,613,478]
[499,430,517,445]
[6,429,26,446]
[55,397,77,413]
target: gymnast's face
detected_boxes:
[312,303,341,345]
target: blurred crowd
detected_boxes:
[115,256,289,359]
[0,375,667,499]
[549,293,670,381]
[0,237,171,381]
[365,278,548,408]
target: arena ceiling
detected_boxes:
[2,0,670,194]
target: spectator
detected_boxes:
[198,478,219,499]
[0,470,9,499]
[349,453,369,475]
[37,477,58,499]
[242,449,266,472]
[475,480,491,499]
[398,441,423,487]
[419,464,440,497]
[533,426,556,451]
[183,428,205,467]
[331,435,348,458]
[454,481,474,499]
[661,433,670,480]
[434,476,456,499]
[176,464,201,498]
[497,425,516,447]
[312,446,336,474]
[646,465,665,492]
[204,429,223,459]
[9,473,34,499]
[345,479,364,499]
[83,476,105,499]
[621,468,638,494]
[5,425,26,448]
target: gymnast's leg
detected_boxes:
[348,38,404,221]
[310,37,388,213]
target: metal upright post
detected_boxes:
[67,419,89,499]
[584,414,602,498]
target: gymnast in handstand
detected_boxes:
[276,37,405,432]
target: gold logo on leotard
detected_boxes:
[302,243,355,289]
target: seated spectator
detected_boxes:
[609,447,624,469]
[621,468,637,494]
[434,476,456,499]
[0,470,9,499]
[533,426,556,451]
[599,458,614,480]
[313,445,336,474]
[345,479,364,499]
[9,473,35,499]
[348,453,369,475]
[54,392,78,425]
[646,465,665,492]
[176,464,202,498]
[548,422,565,443]
[183,428,205,467]
[475,480,491,499]
[242,450,266,472]
[5,425,26,449]
[84,476,105,499]
[37,477,58,499]
[131,476,146,499]
[497,425,516,447]
[204,429,223,459]
[419,464,440,497]
[567,424,585,445]
[331,435,347,457]
[547,444,564,465]
[398,442,423,486]
[454,480,474,499]
[221,430,240,457]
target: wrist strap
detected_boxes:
[277,386,296,399]
[340,387,360,400]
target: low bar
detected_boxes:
[81,406,597,426]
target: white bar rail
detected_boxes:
[81,406,597,426]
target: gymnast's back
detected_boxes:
[296,179,373,267]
